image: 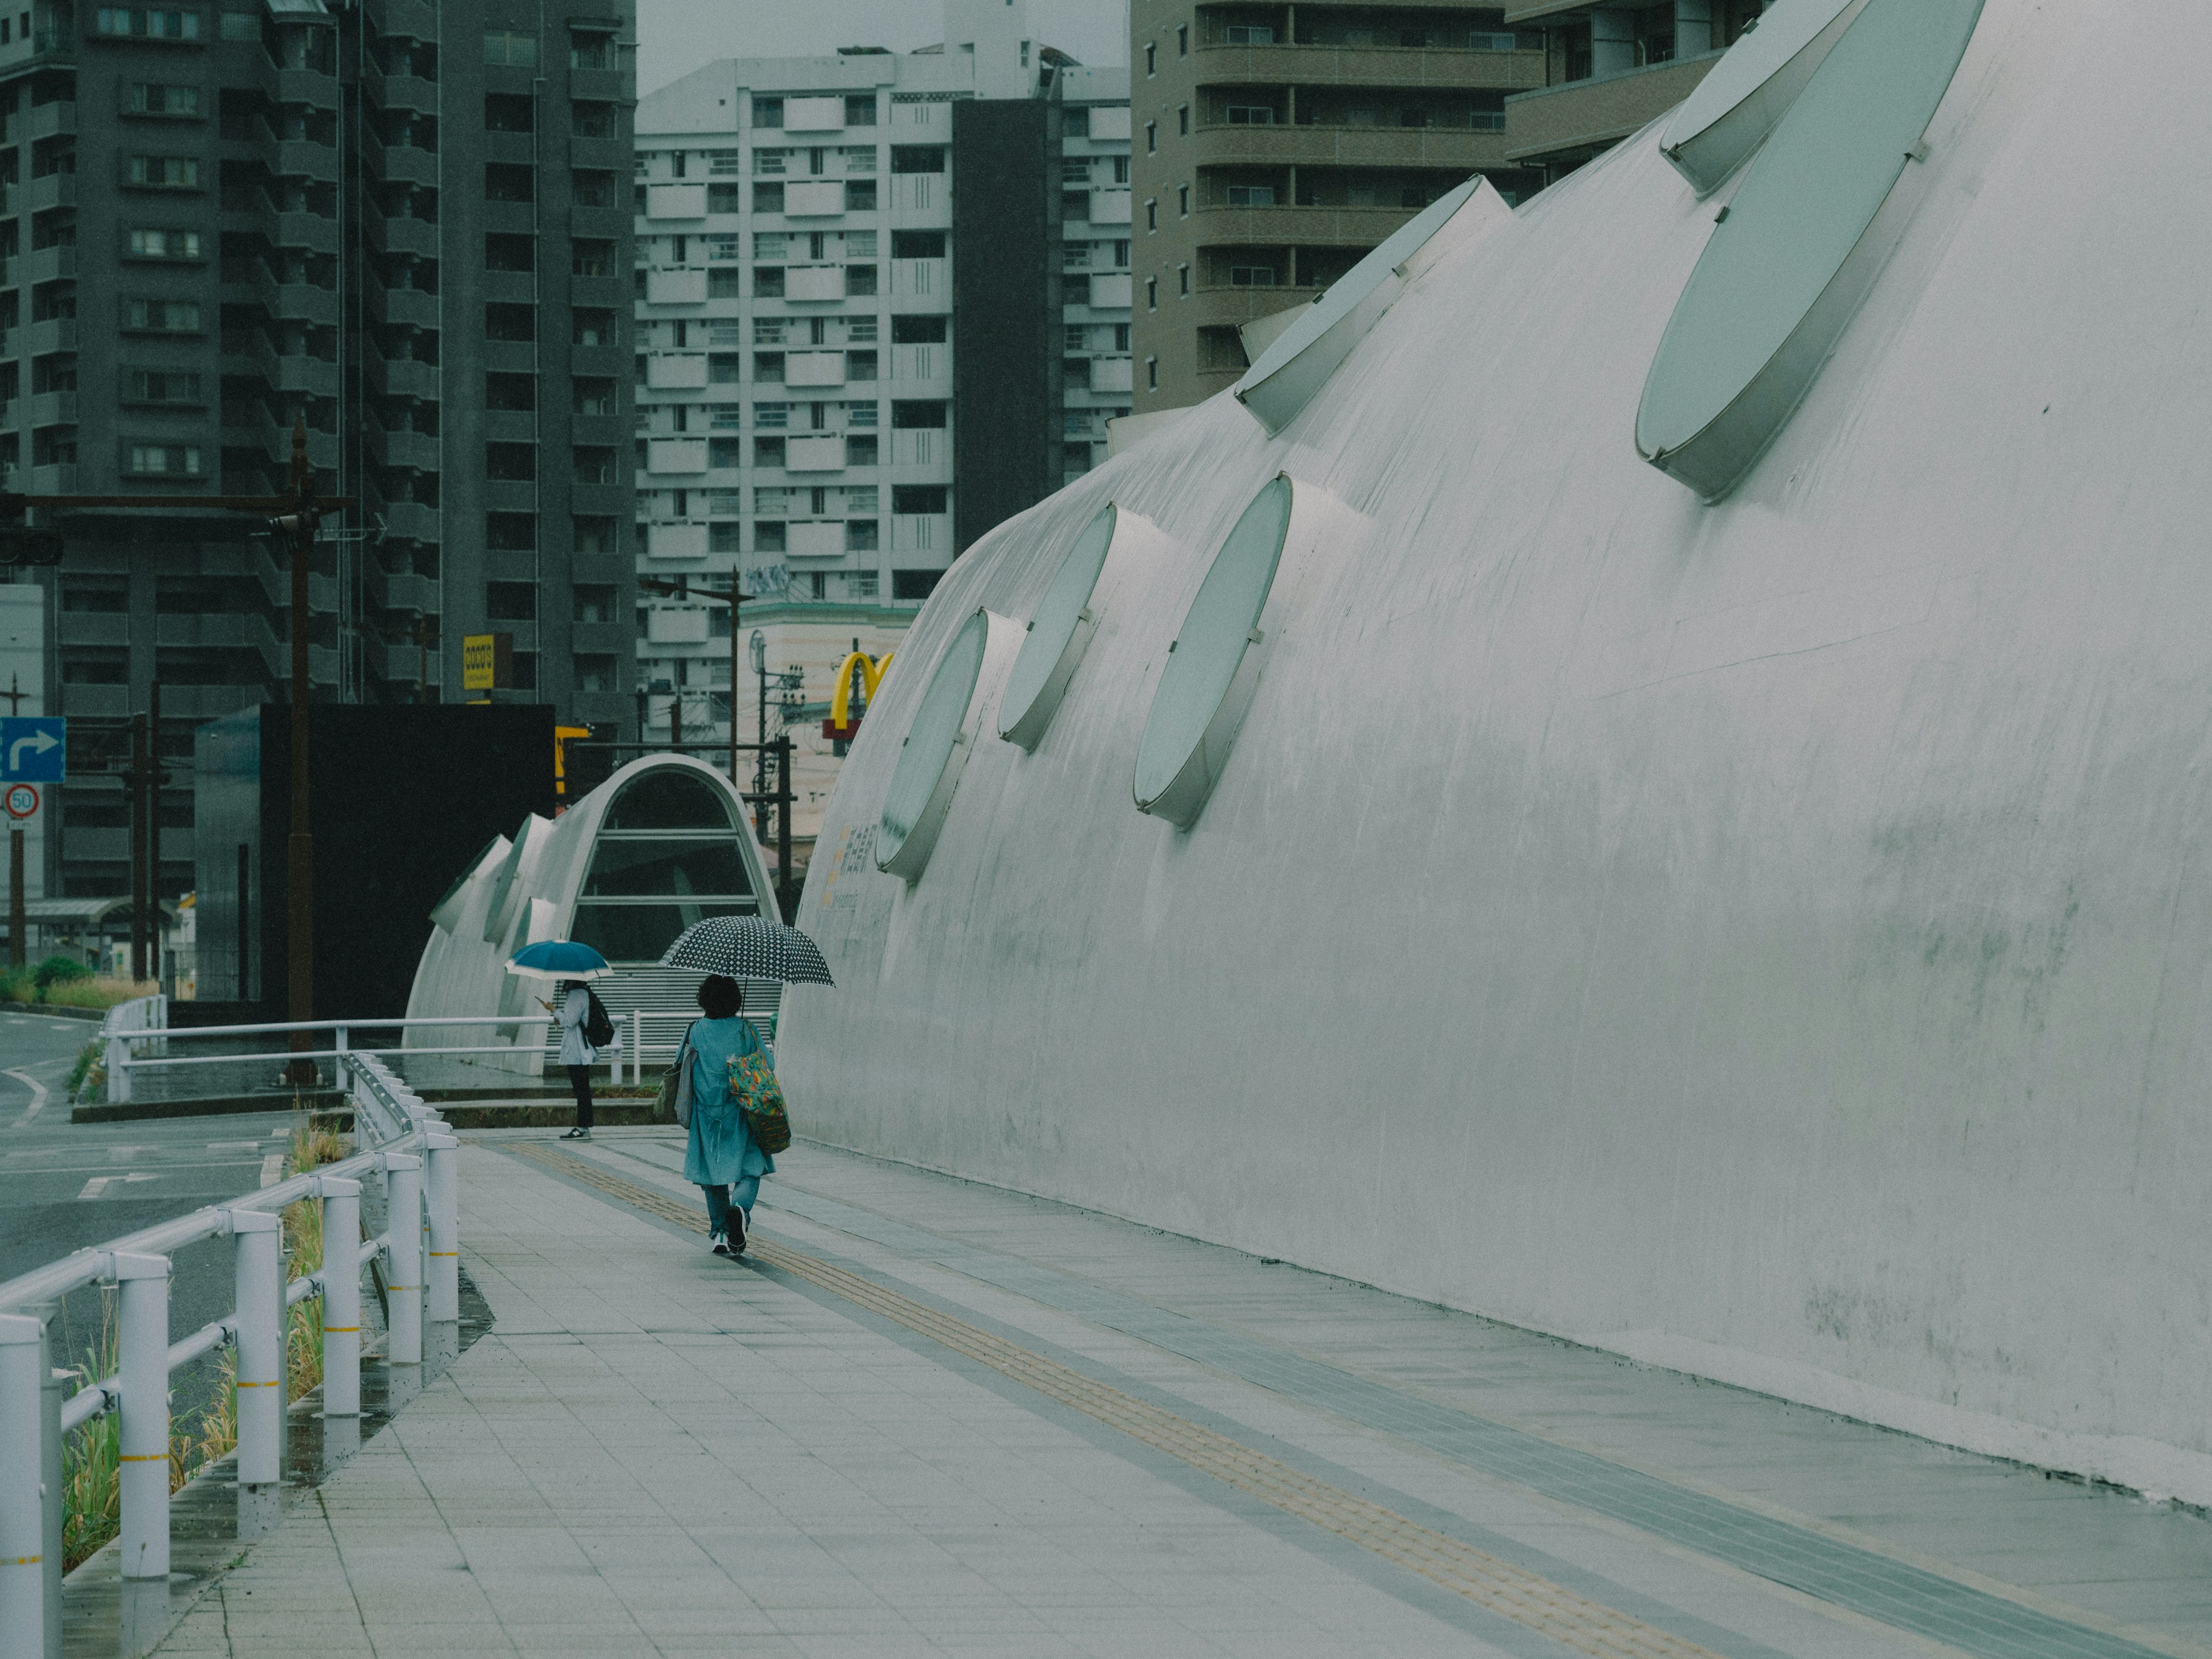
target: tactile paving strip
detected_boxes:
[506,1139,1731,1659]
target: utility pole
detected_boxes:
[128,713,148,982]
[727,570,741,789]
[775,733,795,922]
[272,422,329,1079]
[411,609,433,703]
[147,680,164,988]
[752,630,767,840]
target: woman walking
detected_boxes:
[543,978,596,1141]
[684,974,775,1255]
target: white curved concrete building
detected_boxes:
[779,0,2212,1505]
[406,755,776,1074]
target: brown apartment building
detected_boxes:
[1130,0,1765,415]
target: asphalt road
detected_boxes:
[0,1010,305,1427]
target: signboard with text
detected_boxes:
[461,633,514,692]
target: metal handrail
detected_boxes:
[0,1052,462,1653]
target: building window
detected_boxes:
[890,229,946,259]
[1113,156,1130,184]
[1225,105,1276,126]
[753,96,784,129]
[1146,356,1157,389]
[485,93,535,132]
[1177,104,1189,137]
[1177,184,1188,216]
[844,400,878,427]
[756,520,787,552]
[892,484,946,515]
[122,297,202,332]
[1228,264,1274,286]
[1145,198,1157,232]
[1145,120,1156,154]
[1178,263,1190,296]
[889,146,946,175]
[844,93,876,126]
[1145,276,1157,310]
[123,83,200,116]
[847,520,880,552]
[96,8,202,39]
[891,401,947,429]
[1224,24,1275,44]
[483,29,537,66]
[568,29,610,69]
[1225,184,1274,206]
[126,228,200,259]
[125,155,200,188]
[125,369,202,404]
[845,433,878,465]
[755,402,790,427]
[128,444,202,477]
[893,569,942,601]
[752,182,785,213]
[1177,22,1188,54]
[1143,41,1156,76]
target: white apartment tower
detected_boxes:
[632,4,1131,874]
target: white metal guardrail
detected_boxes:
[0,1051,459,1659]
[101,1003,778,1102]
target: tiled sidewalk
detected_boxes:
[150,1131,2212,1658]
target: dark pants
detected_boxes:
[566,1064,594,1128]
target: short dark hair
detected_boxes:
[696,975,744,1018]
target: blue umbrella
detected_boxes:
[505,940,613,983]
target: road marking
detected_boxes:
[76,1172,160,1200]
[507,1142,1730,1659]
[259,1153,284,1187]
[3,1067,47,1128]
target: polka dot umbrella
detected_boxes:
[657,914,835,986]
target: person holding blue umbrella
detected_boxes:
[507,940,615,1140]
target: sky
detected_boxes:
[638,1,1130,98]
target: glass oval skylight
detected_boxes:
[877,608,993,882]
[1234,179,1505,436]
[1637,0,1985,501]
[999,503,1118,752]
[1660,0,1869,196]
[1134,477,1293,828]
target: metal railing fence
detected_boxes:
[0,1051,459,1659]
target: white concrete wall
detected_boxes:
[777,0,2212,1504]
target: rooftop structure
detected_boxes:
[781,0,2212,1508]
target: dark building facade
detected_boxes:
[0,0,636,902]
[194,700,555,1016]
[949,94,1061,554]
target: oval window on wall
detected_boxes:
[1660,0,1870,196]
[1637,0,1984,501]
[1134,476,1294,830]
[999,503,1118,752]
[876,609,1020,882]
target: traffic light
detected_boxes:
[0,494,63,566]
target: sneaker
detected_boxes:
[728,1207,747,1255]
[561,1126,592,1141]
[710,1230,730,1257]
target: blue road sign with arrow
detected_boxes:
[0,716,65,782]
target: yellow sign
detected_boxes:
[463,633,514,693]
[828,652,892,728]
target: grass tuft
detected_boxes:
[44,975,159,1010]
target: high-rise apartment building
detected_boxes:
[3,0,636,902]
[1502,2,1763,181]
[1128,1,1548,414]
[632,1,1130,881]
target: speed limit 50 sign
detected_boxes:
[4,783,38,819]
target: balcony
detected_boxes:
[1193,122,1511,172]
[788,521,846,560]
[28,464,78,493]
[569,66,629,104]
[363,565,438,613]
[647,438,707,475]
[1089,190,1132,225]
[28,391,75,426]
[259,134,340,183]
[570,620,628,656]
[1088,272,1132,309]
[786,351,847,389]
[569,134,628,170]
[365,208,438,260]
[571,344,628,378]
[784,180,844,219]
[644,353,708,391]
[569,204,628,241]
[569,273,626,310]
[28,100,72,139]
[272,210,342,255]
[1188,200,1434,247]
[1194,40,1546,93]
[787,264,844,303]
[571,482,627,516]
[24,173,75,212]
[370,284,440,329]
[372,425,439,471]
[378,499,440,542]
[1185,283,1328,335]
[370,356,438,399]
[25,319,78,355]
[155,612,256,649]
[361,127,437,191]
[256,268,340,327]
[646,183,707,220]
[251,335,341,397]
[22,244,74,284]
[58,612,127,647]
[367,0,440,41]
[255,55,340,112]
[645,267,706,306]
[785,437,844,474]
[363,60,440,116]
[1504,54,1719,166]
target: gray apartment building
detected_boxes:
[2,0,635,902]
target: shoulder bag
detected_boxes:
[726,1019,791,1154]
[656,1019,700,1128]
